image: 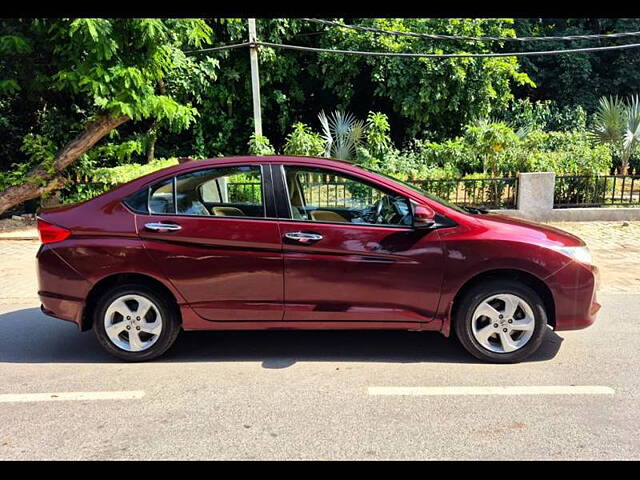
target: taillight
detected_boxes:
[37,219,71,244]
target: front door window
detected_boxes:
[283,166,412,226]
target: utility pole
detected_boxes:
[248,18,263,137]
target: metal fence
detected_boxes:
[554,175,640,208]
[294,173,518,209]
[408,177,518,209]
[298,172,384,208]
[226,175,519,210]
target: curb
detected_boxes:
[0,236,39,241]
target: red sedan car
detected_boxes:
[36,156,600,363]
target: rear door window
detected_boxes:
[175,165,264,218]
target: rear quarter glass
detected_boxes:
[124,188,149,214]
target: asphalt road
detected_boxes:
[0,293,637,460]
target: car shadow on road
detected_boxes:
[0,307,564,365]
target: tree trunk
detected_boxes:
[145,79,166,164]
[0,114,129,215]
[146,121,158,163]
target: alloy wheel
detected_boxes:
[471,293,536,354]
[103,294,163,352]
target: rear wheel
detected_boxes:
[454,280,548,363]
[93,284,181,362]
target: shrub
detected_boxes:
[375,141,465,180]
[521,131,612,175]
[283,122,325,157]
[463,119,521,177]
[60,157,180,203]
[87,158,180,186]
[365,112,392,159]
[248,133,276,156]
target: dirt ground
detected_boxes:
[0,218,637,296]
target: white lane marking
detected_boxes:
[368,386,615,396]
[0,391,145,403]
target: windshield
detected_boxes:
[358,165,467,214]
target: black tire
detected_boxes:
[454,279,548,363]
[93,283,181,362]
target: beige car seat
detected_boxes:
[309,210,348,223]
[287,173,307,220]
[212,206,246,216]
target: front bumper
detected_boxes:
[546,261,600,331]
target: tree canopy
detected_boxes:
[1,17,639,213]
[0,18,214,213]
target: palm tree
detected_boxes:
[623,95,640,174]
[318,110,366,161]
[590,95,640,174]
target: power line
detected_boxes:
[183,37,640,59]
[302,18,640,43]
[184,42,251,55]
[254,40,640,58]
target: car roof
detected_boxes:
[109,155,370,195]
[182,155,358,167]
[135,155,368,186]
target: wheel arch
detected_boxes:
[449,268,556,334]
[81,272,182,331]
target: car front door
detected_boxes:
[134,163,284,322]
[272,164,445,326]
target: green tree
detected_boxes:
[312,18,533,139]
[165,18,533,155]
[0,18,214,214]
[513,18,640,112]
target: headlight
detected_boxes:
[549,245,592,265]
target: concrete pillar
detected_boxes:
[517,172,556,221]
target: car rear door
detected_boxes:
[271,163,444,326]
[134,162,284,322]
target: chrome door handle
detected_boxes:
[144,222,182,232]
[283,232,323,243]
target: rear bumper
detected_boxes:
[39,293,84,329]
[546,261,600,331]
[37,246,89,330]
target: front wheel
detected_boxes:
[93,284,181,362]
[454,280,548,363]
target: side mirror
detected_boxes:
[412,203,436,229]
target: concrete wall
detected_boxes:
[490,172,640,222]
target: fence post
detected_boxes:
[516,172,556,221]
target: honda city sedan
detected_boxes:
[36,156,600,362]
